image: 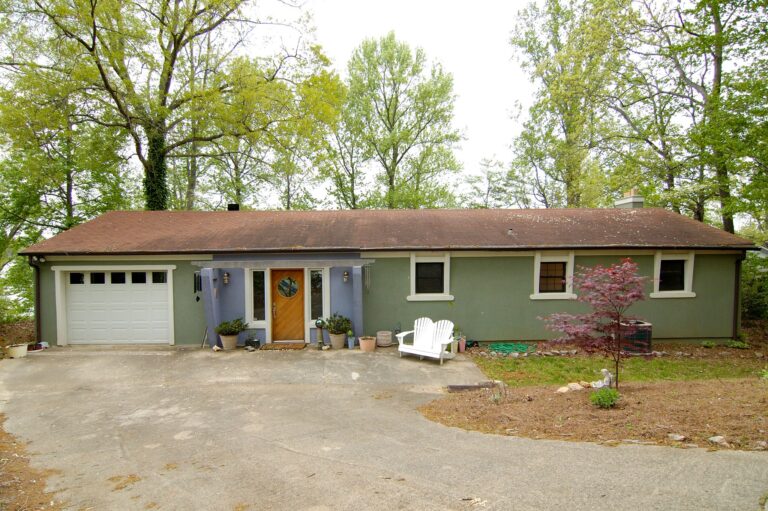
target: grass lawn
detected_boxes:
[421,337,768,451]
[474,352,764,388]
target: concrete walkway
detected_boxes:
[0,347,766,510]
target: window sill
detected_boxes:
[650,291,696,299]
[407,294,454,302]
[529,293,577,300]
[246,320,267,329]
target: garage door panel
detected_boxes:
[65,270,171,345]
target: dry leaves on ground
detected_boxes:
[0,414,63,510]
[421,379,768,450]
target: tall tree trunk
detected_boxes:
[63,130,75,229]
[708,0,735,233]
[185,138,198,210]
[145,128,169,211]
[65,169,74,229]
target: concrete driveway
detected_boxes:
[0,347,766,511]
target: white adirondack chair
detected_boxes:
[396,317,457,365]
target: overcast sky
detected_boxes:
[301,0,534,177]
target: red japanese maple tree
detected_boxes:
[542,258,647,389]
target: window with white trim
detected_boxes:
[309,269,324,320]
[244,270,268,326]
[651,252,695,298]
[408,253,453,301]
[252,270,266,321]
[530,252,576,300]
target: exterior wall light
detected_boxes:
[223,272,230,285]
[343,271,349,283]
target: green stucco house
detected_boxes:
[21,201,755,347]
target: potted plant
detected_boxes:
[215,318,247,350]
[454,325,466,352]
[0,322,32,358]
[346,329,355,349]
[324,313,351,349]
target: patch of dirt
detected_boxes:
[107,474,141,491]
[0,413,63,510]
[420,379,768,450]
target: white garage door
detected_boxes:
[65,270,171,344]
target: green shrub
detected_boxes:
[741,254,768,320]
[323,313,352,335]
[726,340,750,349]
[761,368,768,380]
[590,388,620,409]
[215,318,247,335]
[701,340,716,349]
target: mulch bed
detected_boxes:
[420,378,768,450]
[0,414,63,510]
[259,343,306,351]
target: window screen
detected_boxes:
[659,260,685,291]
[415,262,444,294]
[539,262,566,293]
[252,271,266,321]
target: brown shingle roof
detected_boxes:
[21,208,755,255]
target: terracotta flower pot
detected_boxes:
[359,336,376,352]
[329,333,346,349]
[220,334,238,350]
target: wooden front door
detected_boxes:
[271,269,305,341]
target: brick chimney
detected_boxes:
[614,189,644,209]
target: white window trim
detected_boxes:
[51,265,176,346]
[530,252,577,300]
[650,251,696,298]
[244,269,271,331]
[304,267,331,343]
[407,252,454,301]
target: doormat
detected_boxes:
[260,343,306,351]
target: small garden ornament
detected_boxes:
[590,368,614,389]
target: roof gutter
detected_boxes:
[19,244,759,257]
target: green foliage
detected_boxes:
[509,0,767,237]
[0,0,323,211]
[345,32,461,209]
[741,253,768,320]
[590,388,620,409]
[323,313,351,335]
[510,0,627,208]
[701,340,717,349]
[760,368,768,380]
[726,340,750,350]
[215,318,247,336]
